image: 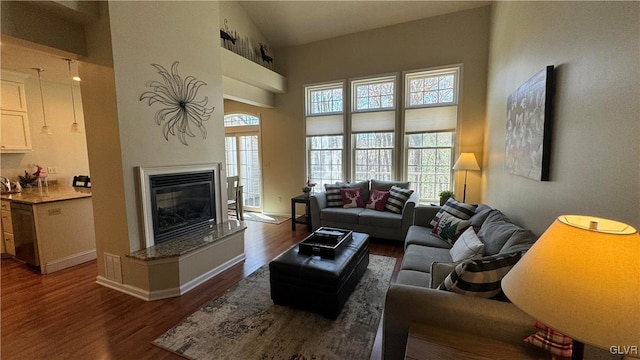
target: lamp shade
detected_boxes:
[502,215,639,352]
[452,153,480,171]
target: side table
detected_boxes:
[291,194,311,231]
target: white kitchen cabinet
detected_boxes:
[1,73,32,153]
[1,110,32,152]
[1,200,15,255]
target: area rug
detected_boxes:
[238,212,289,224]
[153,254,396,360]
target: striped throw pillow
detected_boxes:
[438,251,521,298]
[384,186,414,214]
[325,183,348,207]
[430,198,477,228]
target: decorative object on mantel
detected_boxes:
[64,59,82,134]
[139,62,215,146]
[32,67,52,135]
[505,65,555,181]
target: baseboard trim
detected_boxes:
[44,249,97,274]
[178,253,246,296]
[96,253,246,301]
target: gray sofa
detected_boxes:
[383,204,539,360]
[309,180,419,242]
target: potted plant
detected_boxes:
[438,190,455,206]
[302,186,312,198]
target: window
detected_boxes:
[224,114,260,127]
[353,77,395,111]
[354,132,394,181]
[406,132,453,202]
[351,76,397,181]
[404,67,460,202]
[306,83,343,115]
[308,135,343,187]
[305,82,345,187]
[406,68,459,107]
[303,67,461,202]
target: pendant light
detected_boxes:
[65,59,81,133]
[33,68,51,134]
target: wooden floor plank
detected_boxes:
[1,219,403,360]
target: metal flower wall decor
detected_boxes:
[139,62,215,146]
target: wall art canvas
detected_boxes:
[505,65,555,181]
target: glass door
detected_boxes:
[224,113,262,212]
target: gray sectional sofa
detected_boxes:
[383,204,540,360]
[309,180,418,241]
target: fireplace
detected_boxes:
[138,163,222,248]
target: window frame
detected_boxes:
[350,75,398,114]
[404,66,460,110]
[305,81,345,116]
[405,130,456,203]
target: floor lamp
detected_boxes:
[452,153,480,203]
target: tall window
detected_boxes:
[351,76,397,181]
[404,67,459,202]
[305,82,345,188]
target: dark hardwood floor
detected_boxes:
[1,219,404,360]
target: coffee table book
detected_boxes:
[298,227,353,259]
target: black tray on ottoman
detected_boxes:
[269,231,370,319]
[298,227,353,259]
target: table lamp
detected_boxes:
[502,215,639,359]
[452,152,480,202]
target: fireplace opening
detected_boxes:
[149,171,216,244]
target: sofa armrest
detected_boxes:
[400,192,419,232]
[412,205,441,227]
[383,283,535,360]
[309,192,327,231]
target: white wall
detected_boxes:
[271,6,491,211]
[1,75,90,186]
[79,1,225,285]
[484,2,640,235]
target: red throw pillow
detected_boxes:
[340,188,364,208]
[366,189,390,211]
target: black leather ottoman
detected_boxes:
[269,232,370,319]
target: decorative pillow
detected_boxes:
[385,186,414,214]
[366,189,390,211]
[524,322,573,357]
[429,261,463,289]
[325,183,348,207]
[449,227,484,261]
[431,212,471,243]
[438,252,522,298]
[340,188,364,208]
[430,198,477,228]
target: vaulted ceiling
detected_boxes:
[239,1,491,48]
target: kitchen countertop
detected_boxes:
[0,185,92,204]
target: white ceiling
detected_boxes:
[239,1,492,48]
